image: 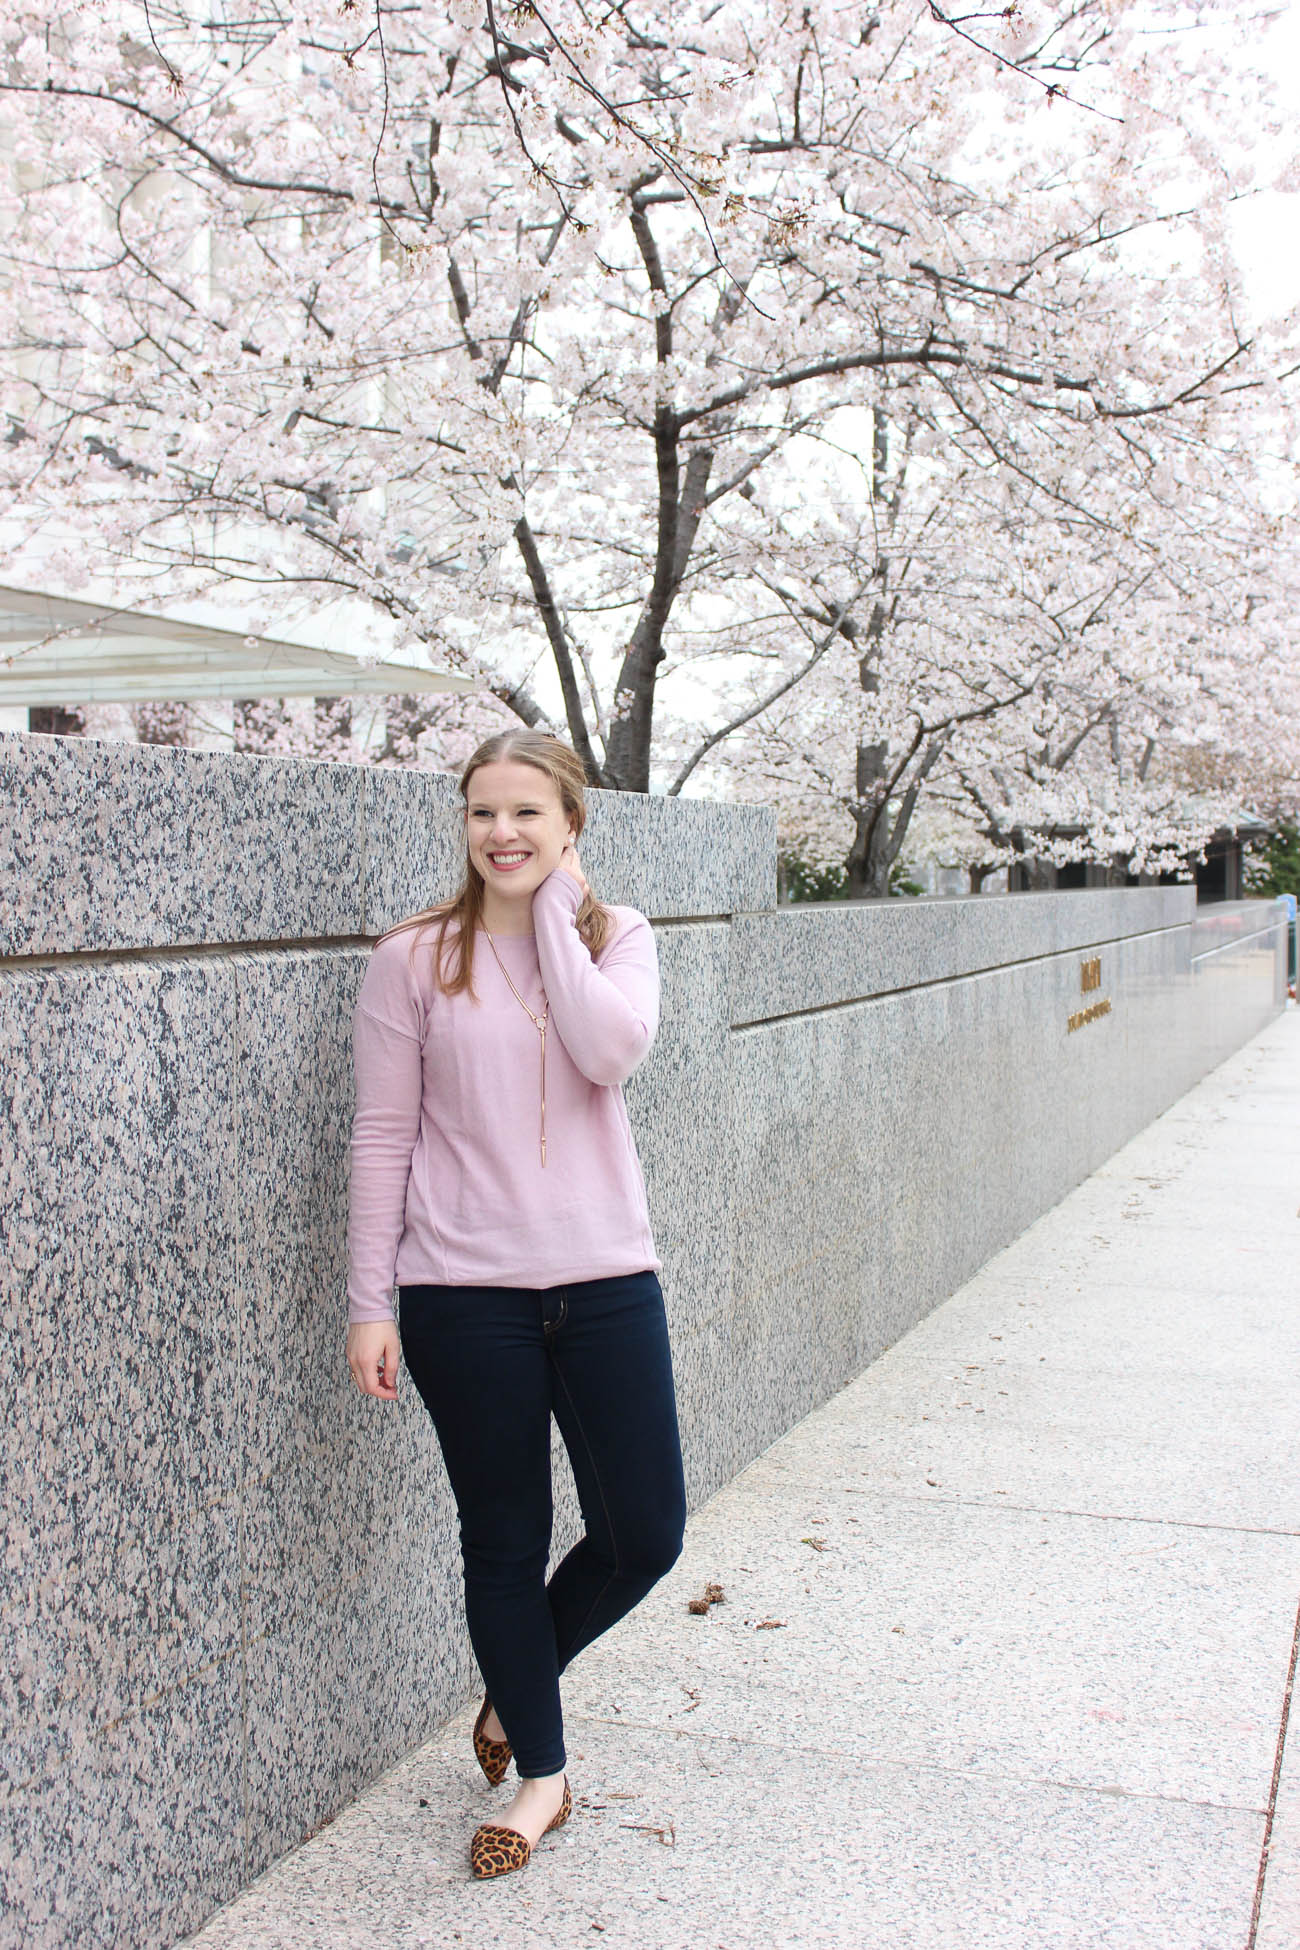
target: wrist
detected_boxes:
[537,867,584,913]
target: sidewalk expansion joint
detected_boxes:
[1248,1583,1300,1949]
[876,1494,1300,1541]
[567,1712,1271,1817]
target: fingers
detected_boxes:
[561,841,590,896]
[346,1322,401,1400]
[377,1323,401,1399]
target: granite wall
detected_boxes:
[0,730,1288,1949]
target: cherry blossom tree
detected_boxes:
[669,382,1299,892]
[1,0,1295,875]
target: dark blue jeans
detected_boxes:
[398,1269,686,1777]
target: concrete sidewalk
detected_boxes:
[186,1008,1300,1950]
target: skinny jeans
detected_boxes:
[398,1268,686,1777]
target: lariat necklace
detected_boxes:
[482,927,549,1167]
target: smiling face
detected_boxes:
[464,758,576,932]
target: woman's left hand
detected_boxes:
[556,840,590,899]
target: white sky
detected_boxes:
[1229,1,1300,323]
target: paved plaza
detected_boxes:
[184,1007,1300,1950]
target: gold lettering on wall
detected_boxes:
[1069,957,1110,1031]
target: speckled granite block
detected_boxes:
[1192,916,1289,1073]
[666,1311,741,1507]
[729,884,1195,1023]
[578,789,775,918]
[1190,896,1288,958]
[1123,921,1198,1131]
[2,735,775,960]
[7,1659,248,1950]
[625,923,732,1340]
[728,1011,836,1209]
[0,958,244,1944]
[364,769,776,933]
[359,767,468,936]
[1,730,364,955]
[729,1259,829,1456]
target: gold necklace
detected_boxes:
[482,928,549,1167]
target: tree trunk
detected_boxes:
[29,706,86,736]
[844,737,902,896]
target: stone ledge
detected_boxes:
[1,734,778,956]
[1189,898,1288,960]
[728,886,1197,1024]
[362,767,776,933]
[2,731,365,955]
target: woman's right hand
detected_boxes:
[347,1320,401,1401]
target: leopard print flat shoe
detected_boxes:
[472,1696,512,1788]
[469,1777,572,1881]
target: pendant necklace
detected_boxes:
[482,927,549,1167]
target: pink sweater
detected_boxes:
[345,869,661,1324]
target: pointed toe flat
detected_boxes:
[469,1777,572,1881]
[472,1695,513,1788]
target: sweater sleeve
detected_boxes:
[532,871,659,1085]
[345,941,425,1326]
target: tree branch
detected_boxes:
[513,512,607,783]
[668,572,877,793]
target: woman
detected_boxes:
[344,729,686,1881]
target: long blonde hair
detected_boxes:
[376,731,615,998]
